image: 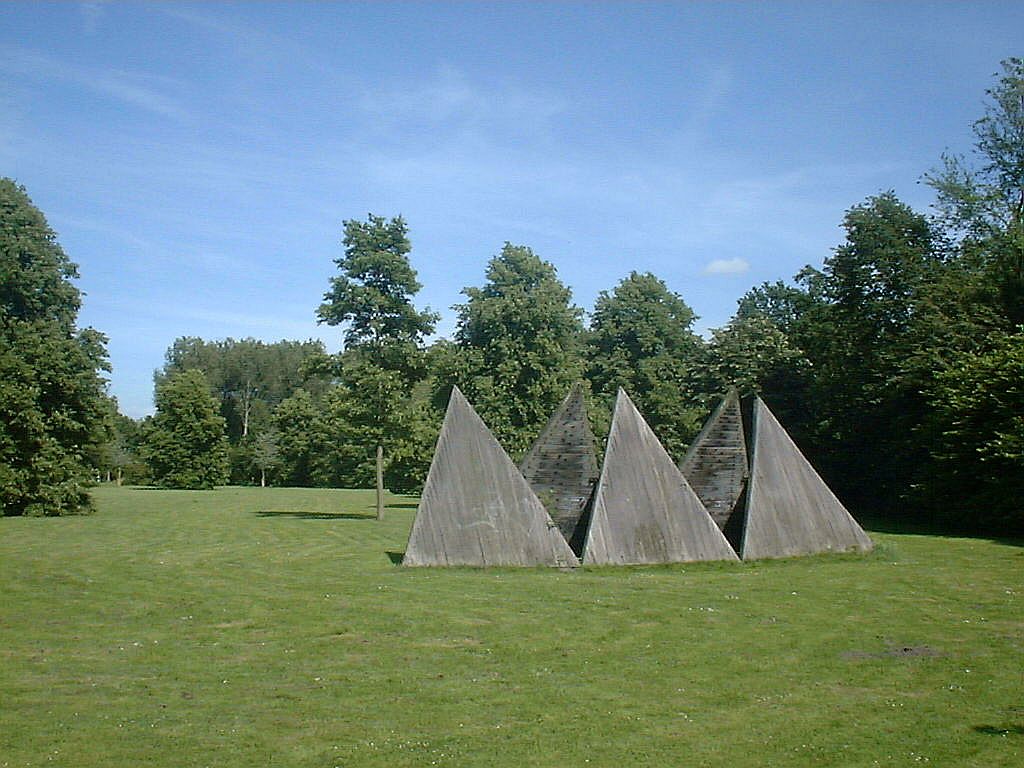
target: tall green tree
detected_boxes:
[272,389,329,487]
[0,179,111,516]
[926,57,1024,324]
[442,243,585,457]
[145,369,229,489]
[585,271,705,458]
[905,58,1024,526]
[318,214,437,374]
[730,282,819,435]
[794,192,941,509]
[317,214,438,503]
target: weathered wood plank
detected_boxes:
[403,387,579,568]
[679,390,748,533]
[582,389,739,565]
[519,382,599,555]
[742,397,873,560]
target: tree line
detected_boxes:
[3,60,1022,534]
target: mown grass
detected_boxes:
[1,486,1021,767]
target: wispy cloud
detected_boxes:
[0,45,190,121]
[157,5,345,83]
[357,65,570,135]
[703,257,750,275]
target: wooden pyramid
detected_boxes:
[582,389,739,565]
[679,390,748,536]
[742,396,873,559]
[519,382,600,555]
[403,386,579,567]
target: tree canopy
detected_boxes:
[586,271,705,457]
[145,369,229,490]
[442,243,585,457]
[318,214,438,354]
[1,178,111,516]
[927,57,1024,324]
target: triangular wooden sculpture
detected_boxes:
[582,389,739,565]
[519,382,600,555]
[742,397,873,560]
[679,390,748,535]
[403,386,579,568]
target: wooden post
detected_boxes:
[376,444,384,520]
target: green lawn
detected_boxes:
[1,486,1021,767]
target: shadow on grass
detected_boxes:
[386,551,405,565]
[973,724,1024,736]
[253,510,377,520]
[386,502,418,510]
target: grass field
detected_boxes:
[1,486,1021,767]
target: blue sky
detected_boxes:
[2,2,1020,417]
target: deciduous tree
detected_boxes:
[317,214,437,504]
[145,369,229,489]
[926,57,1024,324]
[0,178,110,516]
[442,243,585,457]
[585,271,705,458]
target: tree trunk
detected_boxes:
[261,468,266,488]
[376,444,384,521]
[242,381,251,439]
[116,468,123,487]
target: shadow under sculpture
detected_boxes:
[680,393,873,560]
[582,389,739,565]
[402,386,578,568]
[518,382,600,557]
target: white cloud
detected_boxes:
[702,257,750,275]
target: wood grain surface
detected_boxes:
[583,389,739,565]
[742,397,873,559]
[403,387,579,567]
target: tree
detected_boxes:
[0,179,111,516]
[145,369,229,489]
[317,214,437,372]
[906,59,1024,527]
[731,281,820,437]
[736,280,819,339]
[317,214,437,509]
[585,271,705,458]
[926,58,1024,324]
[927,328,1024,533]
[273,389,329,487]
[441,243,585,457]
[320,356,411,489]
[98,412,145,486]
[252,428,281,487]
[159,337,329,442]
[705,314,809,399]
